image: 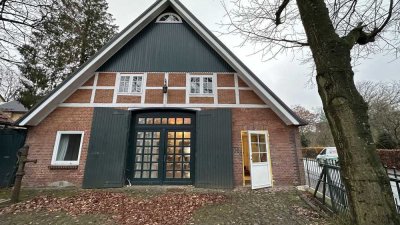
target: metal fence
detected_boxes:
[303,158,400,214]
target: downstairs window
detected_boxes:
[51,131,84,166]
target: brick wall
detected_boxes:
[62,72,267,107]
[231,108,304,186]
[97,73,116,86]
[377,149,400,168]
[64,90,91,103]
[24,108,94,187]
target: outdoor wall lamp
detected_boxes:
[163,79,168,93]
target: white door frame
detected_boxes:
[248,130,273,189]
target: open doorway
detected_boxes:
[241,130,273,189]
[241,131,251,186]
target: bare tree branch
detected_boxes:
[275,0,290,25]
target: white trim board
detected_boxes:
[18,0,301,126]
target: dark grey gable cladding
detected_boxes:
[98,12,234,72]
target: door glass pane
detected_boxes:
[152,147,159,154]
[137,132,144,138]
[153,132,160,138]
[144,147,151,154]
[184,139,190,146]
[175,147,182,154]
[184,118,191,124]
[146,118,153,124]
[167,156,174,162]
[162,118,168,124]
[260,153,268,162]
[168,118,175,124]
[183,147,190,154]
[184,155,190,162]
[143,155,151,162]
[138,118,145,124]
[175,155,182,162]
[142,171,149,178]
[259,134,266,143]
[183,171,190,178]
[176,132,183,138]
[151,171,158,178]
[174,171,182,178]
[166,171,173,178]
[151,163,158,170]
[184,132,191,138]
[251,143,259,153]
[183,163,190,170]
[134,171,141,178]
[251,134,258,142]
[175,163,182,170]
[252,153,260,162]
[154,118,161,124]
[176,118,183,125]
[152,155,159,162]
[166,163,173,170]
[136,147,142,154]
[145,140,152,146]
[143,163,150,169]
[145,132,152,138]
[259,143,267,153]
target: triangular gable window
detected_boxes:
[156,13,182,23]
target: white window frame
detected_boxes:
[117,73,145,95]
[156,13,183,23]
[189,75,215,96]
[51,131,84,166]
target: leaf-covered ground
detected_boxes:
[0,186,336,225]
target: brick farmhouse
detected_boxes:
[17,0,305,189]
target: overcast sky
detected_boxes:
[107,0,399,110]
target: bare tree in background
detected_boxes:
[222,0,400,223]
[357,80,400,145]
[0,0,53,64]
[0,65,19,101]
[0,0,53,100]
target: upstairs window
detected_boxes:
[190,76,214,95]
[118,74,143,94]
[156,13,182,23]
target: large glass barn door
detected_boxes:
[129,111,195,185]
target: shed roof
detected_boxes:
[0,101,28,113]
[17,0,305,126]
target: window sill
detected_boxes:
[117,92,142,96]
[189,94,214,97]
[48,165,78,170]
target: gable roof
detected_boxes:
[17,0,304,126]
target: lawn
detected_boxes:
[0,186,336,225]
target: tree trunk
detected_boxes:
[296,0,400,224]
